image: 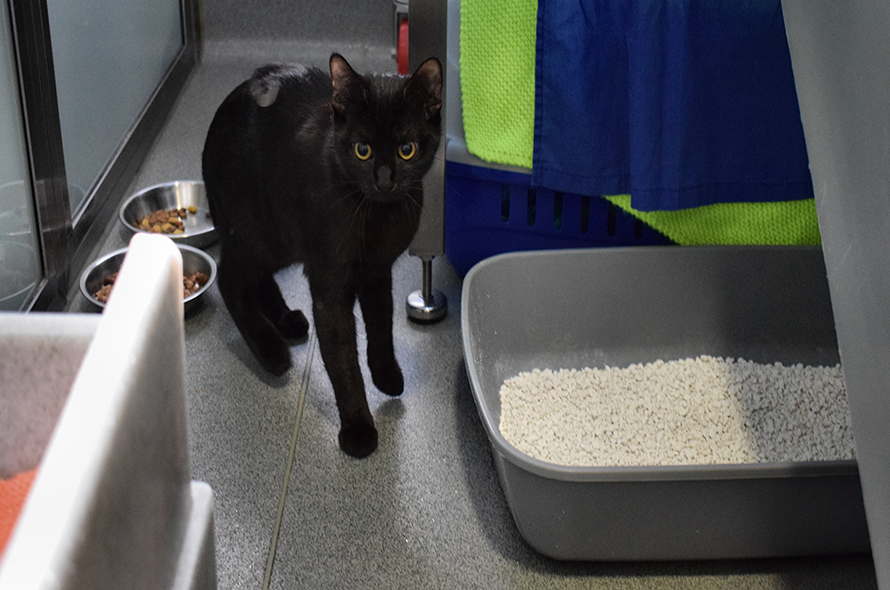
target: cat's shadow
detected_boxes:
[375,396,405,421]
[299,349,407,443]
[221,323,311,389]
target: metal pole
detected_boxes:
[406,256,447,323]
[404,0,448,324]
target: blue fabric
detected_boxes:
[533,0,814,212]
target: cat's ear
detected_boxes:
[404,57,443,120]
[330,53,365,115]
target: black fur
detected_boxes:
[202,54,442,457]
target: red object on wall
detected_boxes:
[397,17,409,75]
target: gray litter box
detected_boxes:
[461,246,869,561]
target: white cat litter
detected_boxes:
[498,356,855,467]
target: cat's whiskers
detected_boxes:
[402,181,424,211]
[320,181,364,213]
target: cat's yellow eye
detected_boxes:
[354,142,372,161]
[398,142,417,160]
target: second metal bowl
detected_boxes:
[119,181,217,248]
[79,243,217,313]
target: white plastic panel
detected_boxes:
[782,2,890,587]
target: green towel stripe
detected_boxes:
[603,195,822,246]
[459,0,537,168]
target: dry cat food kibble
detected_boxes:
[92,271,210,303]
[498,356,855,467]
[91,272,118,304]
[182,271,209,298]
[135,206,200,234]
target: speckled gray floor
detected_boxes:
[63,9,880,590]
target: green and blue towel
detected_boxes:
[459,0,821,246]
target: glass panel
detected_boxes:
[0,0,41,311]
[47,0,181,213]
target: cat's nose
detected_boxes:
[375,165,394,193]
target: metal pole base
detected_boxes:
[406,288,447,323]
[406,257,447,323]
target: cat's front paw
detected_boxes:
[370,359,404,397]
[338,423,378,458]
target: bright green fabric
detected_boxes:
[459,0,537,168]
[603,195,822,246]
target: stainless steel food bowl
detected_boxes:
[79,244,217,313]
[119,181,217,248]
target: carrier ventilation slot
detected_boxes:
[606,202,617,236]
[580,196,590,233]
[499,189,639,237]
[553,192,563,229]
[500,186,510,222]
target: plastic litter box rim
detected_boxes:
[460,246,859,484]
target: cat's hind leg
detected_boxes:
[252,275,309,341]
[217,258,294,376]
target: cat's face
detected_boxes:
[329,54,442,203]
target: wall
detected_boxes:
[201,0,395,46]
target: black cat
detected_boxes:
[202,54,442,457]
